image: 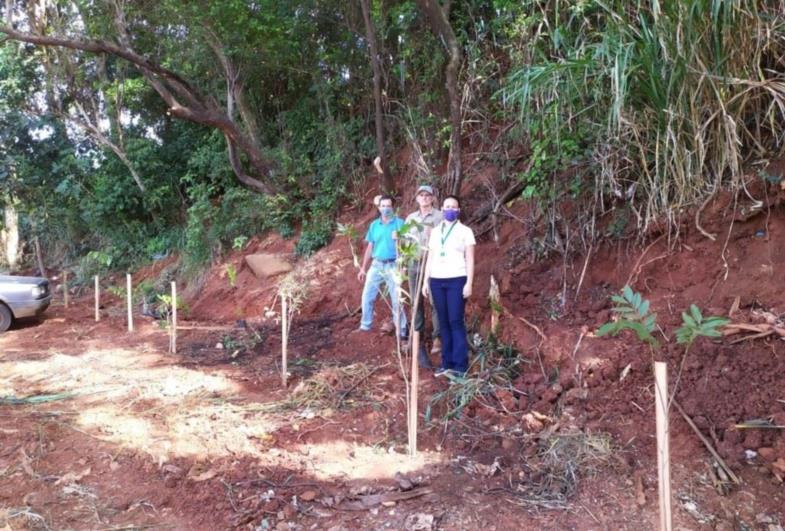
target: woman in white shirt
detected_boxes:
[422,195,476,376]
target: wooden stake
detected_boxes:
[94,275,100,322]
[126,273,134,332]
[63,271,69,308]
[281,295,288,387]
[489,275,500,335]
[170,281,177,354]
[654,362,672,531]
[409,330,420,457]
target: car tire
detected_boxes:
[0,303,11,332]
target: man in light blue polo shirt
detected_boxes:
[356,195,408,337]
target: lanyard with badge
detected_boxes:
[440,221,457,256]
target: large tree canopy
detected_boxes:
[3,0,785,275]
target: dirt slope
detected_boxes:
[2,184,785,530]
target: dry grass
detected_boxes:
[503,0,785,245]
[277,362,380,412]
[510,432,613,510]
[0,506,50,530]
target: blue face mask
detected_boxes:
[444,209,459,222]
[380,206,393,217]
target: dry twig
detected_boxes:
[673,399,740,485]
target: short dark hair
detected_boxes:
[379,194,395,206]
[444,195,461,208]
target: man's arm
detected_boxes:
[358,243,373,282]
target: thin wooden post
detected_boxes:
[170,281,177,354]
[126,273,134,332]
[281,295,288,387]
[94,276,100,322]
[489,275,500,335]
[63,271,69,308]
[409,330,420,457]
[654,361,672,531]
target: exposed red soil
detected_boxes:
[2,184,785,530]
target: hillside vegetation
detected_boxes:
[2,0,785,276]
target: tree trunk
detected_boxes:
[415,0,463,196]
[1,202,19,271]
[33,236,45,277]
[360,0,394,194]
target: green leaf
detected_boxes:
[690,304,703,324]
[639,299,650,317]
[611,295,628,305]
[681,311,696,328]
[703,317,729,327]
[596,322,619,337]
[622,285,634,302]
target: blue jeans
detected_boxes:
[360,260,408,335]
[430,276,468,372]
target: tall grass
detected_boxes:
[503,0,785,238]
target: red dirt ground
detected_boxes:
[2,184,785,530]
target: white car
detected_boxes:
[0,275,52,332]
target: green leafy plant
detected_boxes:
[675,305,728,345]
[106,285,125,299]
[225,263,237,287]
[597,285,729,402]
[336,222,360,268]
[154,293,189,328]
[232,236,249,250]
[596,285,658,346]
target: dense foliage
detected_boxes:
[2,0,784,278]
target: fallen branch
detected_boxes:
[734,419,785,430]
[0,393,75,405]
[336,487,433,511]
[695,192,717,241]
[673,399,740,485]
[337,363,388,406]
[624,235,664,287]
[574,245,593,301]
[729,331,773,344]
[722,322,785,344]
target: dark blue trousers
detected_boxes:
[429,276,468,373]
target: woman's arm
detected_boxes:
[463,243,475,298]
[421,249,433,298]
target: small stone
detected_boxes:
[216,343,224,349]
[564,388,589,404]
[517,396,529,411]
[300,490,317,502]
[522,413,544,433]
[282,503,296,519]
[758,447,776,462]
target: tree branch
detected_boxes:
[0,23,277,195]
